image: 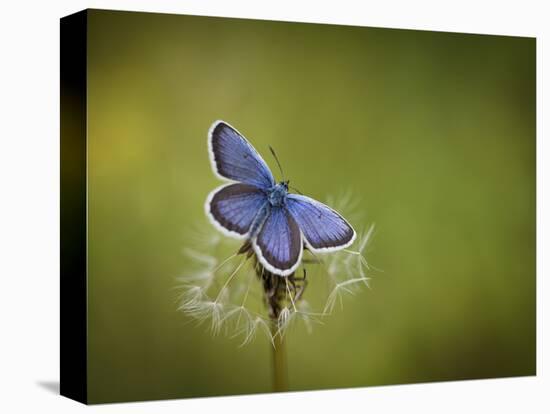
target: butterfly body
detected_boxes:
[206,120,356,276]
[267,182,289,207]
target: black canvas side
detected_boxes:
[60,9,88,404]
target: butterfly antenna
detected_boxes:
[269,145,285,182]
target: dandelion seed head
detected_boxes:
[178,192,375,345]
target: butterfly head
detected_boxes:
[268,181,290,207]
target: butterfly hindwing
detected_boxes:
[206,183,268,238]
[208,121,275,189]
[253,206,303,276]
[286,194,356,252]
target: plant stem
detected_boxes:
[270,320,288,392]
[249,251,290,393]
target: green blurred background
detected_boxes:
[85,9,535,403]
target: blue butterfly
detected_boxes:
[206,120,356,276]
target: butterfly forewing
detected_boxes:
[253,207,303,276]
[206,183,268,238]
[208,121,275,189]
[286,194,356,252]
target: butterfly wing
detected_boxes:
[286,194,356,252]
[206,183,268,239]
[253,206,303,276]
[208,120,275,189]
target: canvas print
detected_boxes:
[60,9,536,404]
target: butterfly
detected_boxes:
[205,120,356,276]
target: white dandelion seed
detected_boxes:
[177,285,206,312]
[277,306,293,334]
[323,277,370,315]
